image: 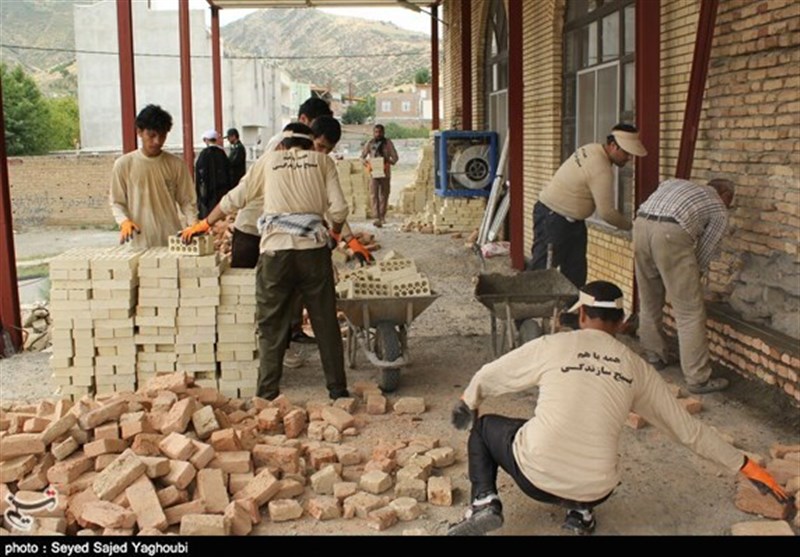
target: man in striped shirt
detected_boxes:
[633,178,735,394]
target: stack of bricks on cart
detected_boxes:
[49,247,142,401]
[0,375,468,535]
[402,196,487,234]
[336,251,432,300]
[216,269,259,399]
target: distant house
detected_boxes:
[374,84,432,128]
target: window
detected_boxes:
[563,0,636,220]
[381,100,392,113]
[484,0,508,147]
[402,101,412,113]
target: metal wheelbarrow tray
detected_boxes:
[474,269,578,356]
[336,294,439,393]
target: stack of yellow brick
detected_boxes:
[49,247,142,400]
[336,159,371,220]
[403,196,486,234]
[216,268,259,399]
[399,141,435,216]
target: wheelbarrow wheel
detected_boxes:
[375,322,402,393]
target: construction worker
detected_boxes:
[360,124,399,228]
[110,104,197,248]
[527,123,646,288]
[181,122,350,401]
[448,280,788,536]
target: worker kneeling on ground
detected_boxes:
[448,280,788,536]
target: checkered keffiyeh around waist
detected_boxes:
[257,212,328,244]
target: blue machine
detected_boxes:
[434,130,499,198]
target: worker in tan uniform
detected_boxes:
[528,123,646,288]
[182,122,349,401]
[448,280,788,536]
[110,104,197,248]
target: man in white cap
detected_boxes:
[447,280,788,536]
[195,129,231,220]
[528,123,647,288]
[633,178,735,393]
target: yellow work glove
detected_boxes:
[119,219,140,244]
[180,219,210,244]
[740,456,789,504]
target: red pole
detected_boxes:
[211,5,223,137]
[635,0,661,205]
[460,0,472,130]
[431,3,440,131]
[0,76,23,353]
[179,0,195,177]
[508,0,524,270]
[676,0,719,179]
[116,0,137,153]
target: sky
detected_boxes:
[150,1,431,35]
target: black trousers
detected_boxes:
[230,228,260,269]
[528,201,588,289]
[468,414,611,510]
[254,247,346,400]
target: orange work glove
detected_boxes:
[119,219,140,244]
[346,236,374,266]
[740,456,790,504]
[180,219,210,244]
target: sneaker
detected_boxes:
[372,219,383,228]
[687,377,729,394]
[283,348,305,369]
[645,354,669,371]
[562,509,596,535]
[447,494,503,536]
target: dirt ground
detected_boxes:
[2,213,799,538]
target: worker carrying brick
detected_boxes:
[448,280,788,536]
[182,122,350,402]
[110,104,198,248]
[360,123,399,228]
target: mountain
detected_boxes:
[221,8,431,98]
[0,2,431,100]
[0,0,80,96]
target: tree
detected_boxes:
[342,95,376,125]
[1,64,52,155]
[46,96,80,150]
[414,68,431,85]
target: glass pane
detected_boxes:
[623,62,634,113]
[602,13,619,62]
[597,64,618,141]
[624,4,635,55]
[563,75,577,118]
[577,71,596,147]
[565,30,579,73]
[588,21,598,66]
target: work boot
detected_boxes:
[329,388,350,401]
[562,509,596,535]
[447,493,503,536]
[291,330,317,345]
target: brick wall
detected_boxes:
[522,0,564,262]
[8,154,118,229]
[442,2,462,130]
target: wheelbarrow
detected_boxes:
[474,269,578,357]
[337,294,439,392]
